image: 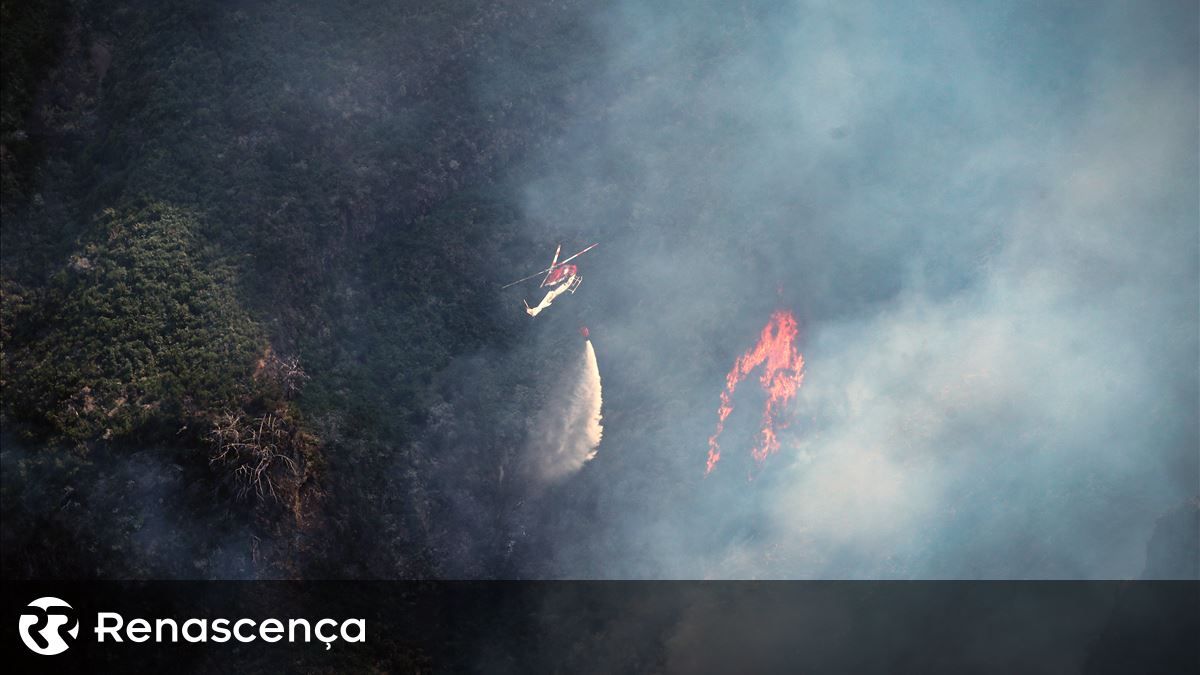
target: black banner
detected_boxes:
[2,581,1197,673]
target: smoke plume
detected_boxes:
[496,0,1197,579]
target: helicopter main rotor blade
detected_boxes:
[539,244,563,288]
[501,266,556,289]
[556,243,598,266]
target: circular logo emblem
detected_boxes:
[18,597,79,655]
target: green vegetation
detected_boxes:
[4,203,263,444]
[1,0,596,578]
[0,0,69,205]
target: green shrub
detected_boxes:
[2,202,264,446]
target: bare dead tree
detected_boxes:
[209,411,300,502]
[255,349,310,400]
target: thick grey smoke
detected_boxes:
[484,0,1198,579]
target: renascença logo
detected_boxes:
[18,597,80,655]
[16,597,366,654]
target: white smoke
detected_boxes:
[531,339,604,482]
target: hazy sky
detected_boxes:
[492,0,1198,579]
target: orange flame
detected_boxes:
[706,310,805,475]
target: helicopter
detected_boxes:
[502,243,598,316]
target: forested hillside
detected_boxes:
[3,0,1196,583]
[1,0,597,578]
